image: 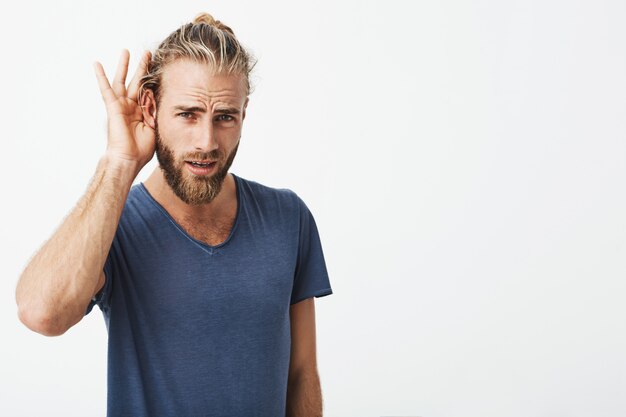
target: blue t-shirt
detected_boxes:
[85,173,333,416]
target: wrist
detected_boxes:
[99,152,141,183]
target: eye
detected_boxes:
[216,114,235,122]
[178,112,194,119]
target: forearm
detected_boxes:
[286,370,323,417]
[15,153,138,335]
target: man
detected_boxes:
[15,13,333,417]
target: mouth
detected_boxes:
[185,160,218,175]
[186,160,217,166]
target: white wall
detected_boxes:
[2,1,625,416]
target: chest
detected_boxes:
[129,234,297,329]
[177,216,236,246]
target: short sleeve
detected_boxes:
[290,196,333,305]
[84,245,115,316]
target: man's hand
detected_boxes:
[93,49,155,173]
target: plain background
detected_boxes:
[2,0,625,416]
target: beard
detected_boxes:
[154,119,239,206]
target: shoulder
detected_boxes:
[114,182,163,228]
[128,182,149,204]
[235,173,305,212]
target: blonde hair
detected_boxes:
[138,12,257,107]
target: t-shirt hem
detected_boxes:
[290,288,333,305]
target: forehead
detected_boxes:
[159,59,247,106]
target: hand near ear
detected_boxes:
[93,49,156,172]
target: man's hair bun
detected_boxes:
[192,12,217,25]
[192,12,234,35]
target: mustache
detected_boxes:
[182,150,222,161]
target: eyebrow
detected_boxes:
[173,105,240,114]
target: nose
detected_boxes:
[193,121,219,152]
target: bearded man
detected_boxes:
[16,12,333,417]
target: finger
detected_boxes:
[93,61,117,105]
[127,50,151,101]
[112,49,130,97]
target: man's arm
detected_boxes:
[286,297,324,417]
[15,49,154,337]
[15,155,138,336]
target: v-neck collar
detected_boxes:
[137,173,243,255]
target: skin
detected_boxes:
[287,297,324,416]
[16,48,323,415]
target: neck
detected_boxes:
[143,167,236,223]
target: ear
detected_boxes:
[242,97,249,121]
[140,89,158,129]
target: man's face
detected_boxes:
[153,59,248,205]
